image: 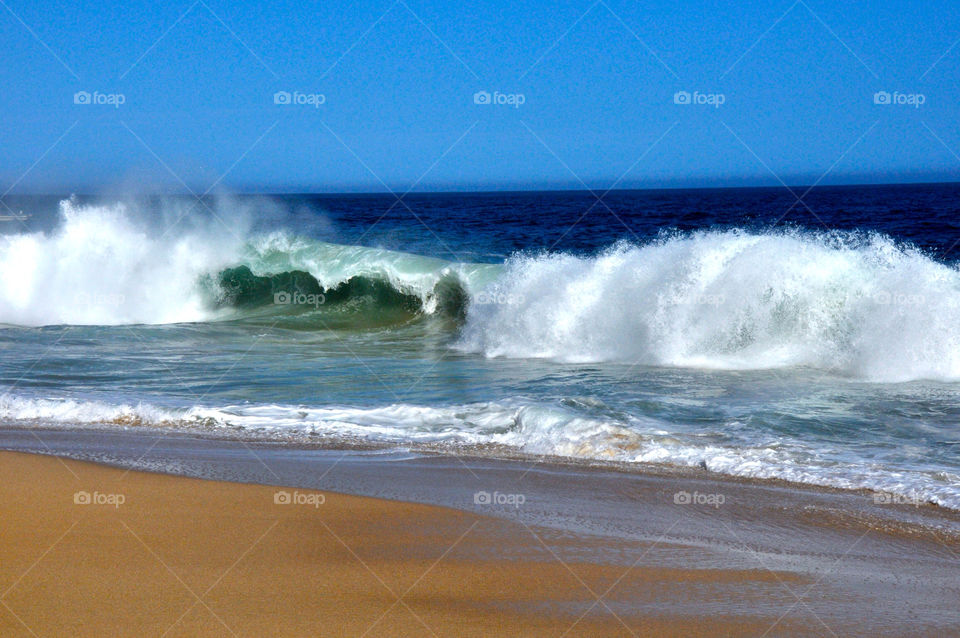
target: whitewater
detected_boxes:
[2,195,960,512]
[3,198,960,382]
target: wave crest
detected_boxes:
[458,231,960,382]
[0,199,489,327]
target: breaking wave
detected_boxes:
[3,198,960,381]
[458,231,960,382]
[0,198,492,326]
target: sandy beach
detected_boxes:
[0,450,833,637]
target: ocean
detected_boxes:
[2,184,960,508]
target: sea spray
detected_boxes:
[0,198,246,325]
[458,231,960,382]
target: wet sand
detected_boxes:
[1,427,960,636]
[0,450,826,637]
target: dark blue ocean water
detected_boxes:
[1,183,959,508]
[285,183,960,261]
[7,182,960,260]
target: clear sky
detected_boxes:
[1,0,958,192]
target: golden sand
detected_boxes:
[0,451,810,637]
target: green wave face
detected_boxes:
[198,235,500,329]
[207,265,469,329]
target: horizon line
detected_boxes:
[8,177,959,198]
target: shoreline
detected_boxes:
[3,420,959,527]
[1,426,960,635]
[1,450,814,637]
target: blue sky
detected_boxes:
[1,0,959,192]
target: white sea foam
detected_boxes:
[0,198,243,325]
[460,231,960,382]
[3,395,958,510]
